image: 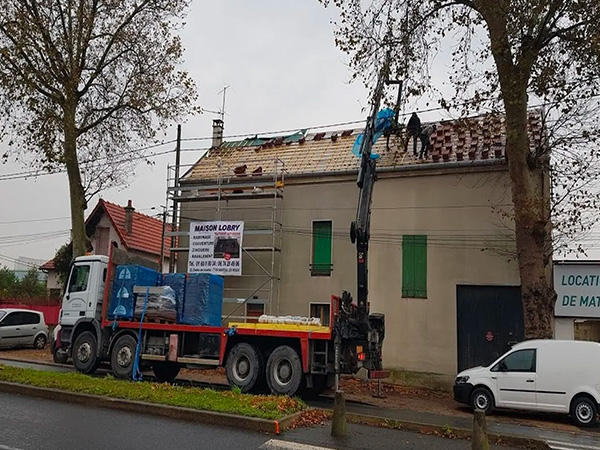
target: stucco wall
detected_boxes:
[180,164,520,376]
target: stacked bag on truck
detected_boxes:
[161,272,186,323]
[108,265,160,320]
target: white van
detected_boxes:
[454,340,600,427]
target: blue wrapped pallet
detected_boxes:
[181,273,224,326]
[108,265,160,320]
[161,272,186,323]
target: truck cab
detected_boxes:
[60,255,108,326]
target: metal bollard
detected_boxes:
[472,409,490,450]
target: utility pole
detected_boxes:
[169,124,181,272]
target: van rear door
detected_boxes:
[492,348,537,410]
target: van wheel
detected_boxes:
[111,335,138,379]
[470,387,494,415]
[571,396,598,427]
[225,343,263,393]
[266,345,303,396]
[73,331,99,374]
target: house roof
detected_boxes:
[185,111,544,181]
[86,200,170,258]
[40,259,55,271]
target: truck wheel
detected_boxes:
[266,345,303,396]
[226,343,263,393]
[153,362,180,383]
[72,331,99,374]
[470,387,494,415]
[52,346,69,364]
[571,396,598,427]
[111,335,138,379]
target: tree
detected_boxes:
[322,0,600,338]
[0,266,18,298]
[53,241,74,286]
[0,0,198,258]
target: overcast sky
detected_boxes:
[0,1,593,267]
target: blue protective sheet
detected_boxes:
[351,108,396,159]
[108,265,160,320]
[161,272,186,323]
[181,273,224,326]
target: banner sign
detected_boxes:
[188,221,244,276]
[554,263,600,318]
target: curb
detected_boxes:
[342,412,551,450]
[0,357,71,369]
[0,381,302,434]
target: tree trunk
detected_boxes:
[63,95,88,259]
[504,89,555,340]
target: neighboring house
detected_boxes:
[172,114,547,387]
[41,199,170,293]
[40,259,61,298]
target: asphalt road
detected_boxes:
[0,392,519,450]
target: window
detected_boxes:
[68,265,90,293]
[492,349,536,373]
[0,311,5,322]
[310,303,331,327]
[22,312,40,325]
[311,221,332,276]
[402,235,427,298]
[246,303,264,323]
[0,312,26,326]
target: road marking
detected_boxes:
[546,440,600,450]
[0,444,24,450]
[260,439,335,450]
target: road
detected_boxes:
[0,392,517,450]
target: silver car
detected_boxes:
[0,308,49,349]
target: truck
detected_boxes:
[54,68,391,396]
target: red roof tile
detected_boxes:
[40,259,55,271]
[90,200,170,257]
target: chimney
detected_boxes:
[124,199,134,235]
[212,119,224,148]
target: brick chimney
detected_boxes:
[124,199,134,235]
[212,119,224,148]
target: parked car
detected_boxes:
[0,308,49,350]
[454,339,600,427]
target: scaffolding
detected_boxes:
[165,158,285,323]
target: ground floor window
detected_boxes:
[310,303,330,327]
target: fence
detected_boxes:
[0,303,60,326]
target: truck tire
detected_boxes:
[111,335,138,379]
[153,362,181,383]
[266,345,303,396]
[226,343,263,393]
[571,396,598,427]
[470,387,494,415]
[52,345,69,364]
[72,331,99,374]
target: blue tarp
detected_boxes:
[351,108,396,159]
[108,265,160,320]
[181,273,224,326]
[161,272,186,323]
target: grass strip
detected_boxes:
[0,364,304,420]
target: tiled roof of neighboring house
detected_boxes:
[185,111,544,181]
[87,200,170,257]
[40,259,55,271]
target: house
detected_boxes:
[172,114,547,387]
[41,199,171,293]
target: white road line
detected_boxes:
[546,440,600,450]
[260,439,336,450]
[0,444,24,450]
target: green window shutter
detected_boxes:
[402,235,427,298]
[312,221,332,276]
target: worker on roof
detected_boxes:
[403,112,421,156]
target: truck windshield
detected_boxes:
[69,265,91,293]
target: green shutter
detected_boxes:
[402,235,427,298]
[312,221,332,276]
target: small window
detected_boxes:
[311,221,332,276]
[103,268,107,283]
[68,265,90,293]
[310,303,330,327]
[246,303,264,323]
[402,235,427,298]
[492,349,536,373]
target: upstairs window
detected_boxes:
[311,221,333,276]
[402,235,427,298]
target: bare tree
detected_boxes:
[0,0,198,257]
[322,0,600,338]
